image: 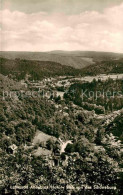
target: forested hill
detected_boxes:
[1,51,123,69]
[0,51,94,69]
[0,57,123,81]
[80,59,123,76]
[0,58,81,80]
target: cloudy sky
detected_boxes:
[0,0,123,52]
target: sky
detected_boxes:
[0,0,123,52]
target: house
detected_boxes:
[8,144,17,154]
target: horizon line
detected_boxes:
[0,50,123,54]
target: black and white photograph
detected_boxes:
[0,0,123,194]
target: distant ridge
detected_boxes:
[0,51,123,69]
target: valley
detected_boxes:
[0,54,123,194]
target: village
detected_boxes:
[1,71,122,194]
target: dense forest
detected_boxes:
[0,72,122,194]
[81,59,123,76]
[0,57,123,81]
[64,78,123,114]
[0,58,81,80]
